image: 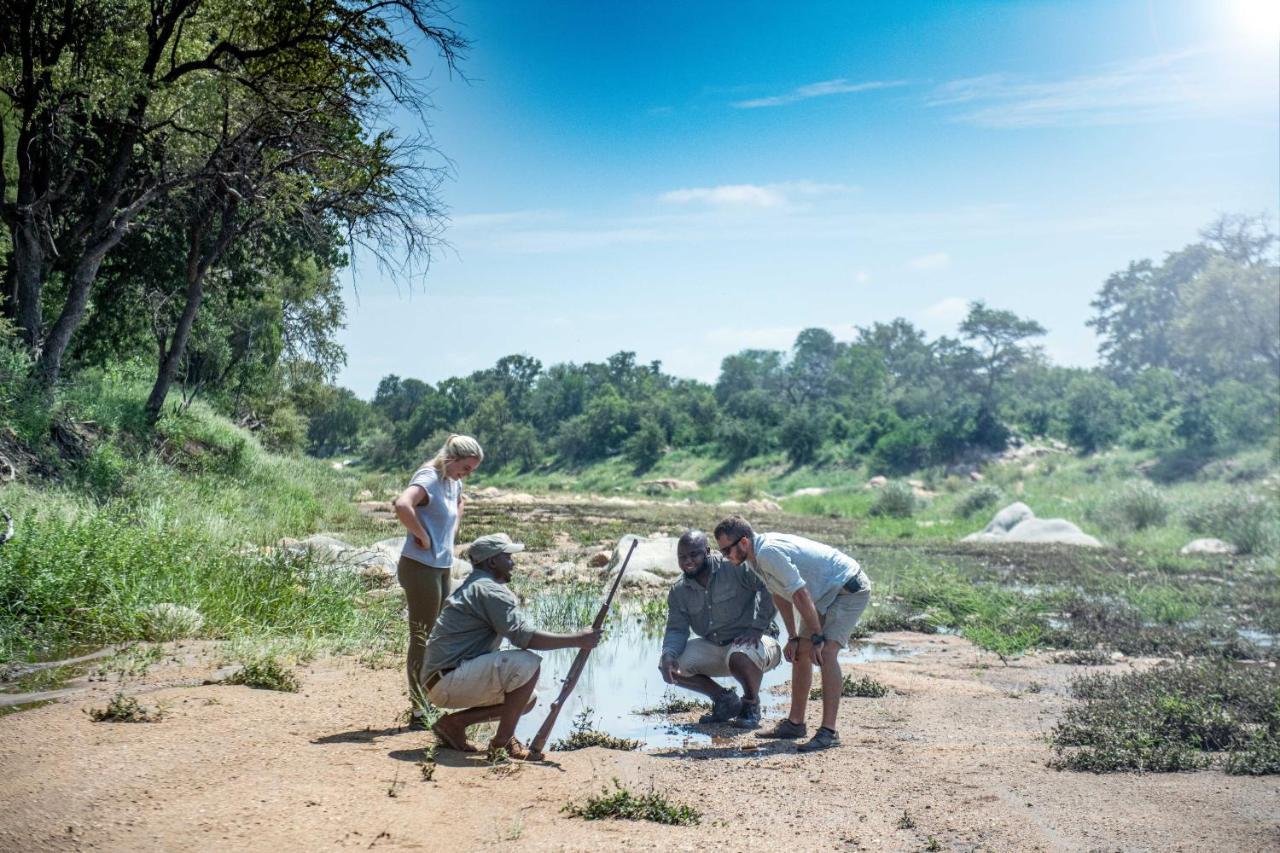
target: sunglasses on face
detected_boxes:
[717,537,742,556]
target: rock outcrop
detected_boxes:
[963,502,1101,547]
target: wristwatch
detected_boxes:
[810,633,827,645]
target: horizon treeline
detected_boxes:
[349,214,1278,475]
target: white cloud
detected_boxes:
[659,180,855,209]
[907,252,951,271]
[661,184,787,208]
[926,49,1268,127]
[854,270,871,285]
[733,78,908,109]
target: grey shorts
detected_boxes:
[820,588,871,647]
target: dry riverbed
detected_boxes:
[2,632,1276,852]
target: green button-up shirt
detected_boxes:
[422,569,537,675]
[661,554,776,659]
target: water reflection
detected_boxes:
[515,605,908,750]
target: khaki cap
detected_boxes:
[467,533,525,564]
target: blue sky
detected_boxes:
[335,0,1279,397]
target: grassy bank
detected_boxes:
[0,369,398,663]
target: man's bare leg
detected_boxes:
[490,667,540,751]
[727,651,764,703]
[672,672,732,700]
[786,639,814,724]
[433,704,502,751]
[818,642,842,730]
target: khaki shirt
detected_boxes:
[422,569,537,675]
[661,554,776,659]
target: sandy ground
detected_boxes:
[1,633,1277,853]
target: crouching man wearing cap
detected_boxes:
[422,533,600,760]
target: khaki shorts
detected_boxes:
[677,636,783,678]
[425,649,541,709]
[820,588,871,647]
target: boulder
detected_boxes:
[600,534,679,581]
[865,476,888,490]
[969,471,984,482]
[1003,518,1101,547]
[295,534,354,562]
[139,603,203,641]
[744,498,782,514]
[619,569,668,590]
[983,502,1035,535]
[449,558,473,582]
[1180,538,1237,555]
[540,562,584,582]
[963,502,1101,547]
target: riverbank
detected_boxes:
[2,631,1275,852]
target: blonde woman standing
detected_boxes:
[393,434,484,725]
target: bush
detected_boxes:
[88,692,163,723]
[225,657,301,692]
[563,779,700,825]
[869,481,917,518]
[953,484,1004,518]
[1050,660,1278,773]
[1184,493,1280,555]
[1096,481,1170,532]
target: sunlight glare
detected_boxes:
[1228,0,1280,46]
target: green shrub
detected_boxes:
[551,707,641,752]
[563,779,700,825]
[635,691,710,715]
[225,657,301,692]
[869,481,917,518]
[1184,493,1280,555]
[1050,660,1278,773]
[88,692,163,723]
[810,673,889,699]
[953,484,1004,518]
[1111,481,1170,531]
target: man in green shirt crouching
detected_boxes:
[421,533,600,760]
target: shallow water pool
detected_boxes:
[514,607,908,750]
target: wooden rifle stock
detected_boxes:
[528,538,638,759]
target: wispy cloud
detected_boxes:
[660,180,854,209]
[926,49,1248,128]
[907,252,951,271]
[733,78,907,109]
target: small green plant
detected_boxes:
[636,691,712,716]
[225,657,301,692]
[869,481,917,518]
[896,810,915,830]
[810,673,889,699]
[730,473,765,501]
[87,692,163,723]
[1054,649,1114,666]
[552,707,642,752]
[953,483,1004,518]
[924,835,942,851]
[1109,481,1171,531]
[563,779,700,825]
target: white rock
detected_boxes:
[1180,538,1238,555]
[619,569,668,590]
[790,487,829,497]
[969,471,984,482]
[865,475,889,489]
[139,603,203,641]
[601,534,679,580]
